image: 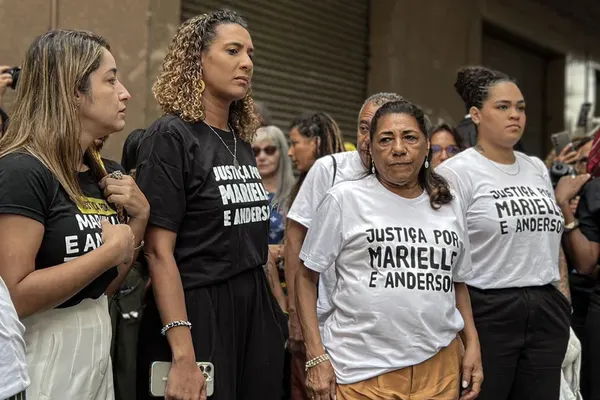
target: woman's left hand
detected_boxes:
[460,342,483,400]
[100,174,150,219]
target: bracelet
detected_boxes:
[305,353,330,371]
[134,240,145,251]
[161,320,192,336]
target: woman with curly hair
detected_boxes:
[135,10,286,400]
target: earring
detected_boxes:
[424,159,430,169]
[199,79,206,93]
[371,161,376,174]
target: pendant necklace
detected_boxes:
[207,123,240,169]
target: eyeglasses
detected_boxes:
[431,145,460,156]
[252,145,278,156]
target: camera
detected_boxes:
[5,66,20,90]
[550,161,576,187]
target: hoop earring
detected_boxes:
[199,79,206,93]
[424,159,430,169]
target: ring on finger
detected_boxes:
[110,171,124,180]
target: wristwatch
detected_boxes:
[564,219,579,234]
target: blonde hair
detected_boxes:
[0,30,113,206]
[153,10,260,143]
[254,126,295,213]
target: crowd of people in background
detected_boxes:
[1,7,600,400]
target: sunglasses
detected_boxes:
[431,145,460,156]
[253,145,278,156]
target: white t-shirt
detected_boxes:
[436,148,562,289]
[287,151,365,326]
[0,277,29,398]
[300,175,472,384]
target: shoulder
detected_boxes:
[0,152,54,182]
[101,158,125,174]
[438,148,478,173]
[327,174,374,199]
[516,152,547,173]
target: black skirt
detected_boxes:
[136,267,287,400]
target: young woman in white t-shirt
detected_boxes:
[437,66,571,400]
[296,100,483,400]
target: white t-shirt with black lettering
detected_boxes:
[436,148,562,289]
[300,175,472,384]
[287,151,365,326]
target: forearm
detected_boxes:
[266,255,287,313]
[558,246,571,302]
[295,265,325,358]
[105,216,148,296]
[284,220,307,314]
[147,251,195,362]
[560,202,598,274]
[454,282,479,347]
[12,243,119,318]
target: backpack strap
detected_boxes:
[330,155,338,186]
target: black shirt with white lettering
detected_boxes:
[0,153,122,308]
[135,115,270,288]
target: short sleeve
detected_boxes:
[452,201,473,282]
[435,164,472,215]
[287,157,334,228]
[135,129,186,232]
[0,153,53,224]
[578,180,600,243]
[299,193,344,273]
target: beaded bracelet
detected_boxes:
[305,354,330,371]
[161,320,192,336]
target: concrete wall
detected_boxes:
[0,0,181,161]
[369,0,600,139]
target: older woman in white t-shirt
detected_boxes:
[296,100,483,400]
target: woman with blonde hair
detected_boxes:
[0,30,149,399]
[135,9,286,400]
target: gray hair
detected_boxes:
[358,92,405,122]
[254,125,295,213]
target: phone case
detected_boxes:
[149,361,214,397]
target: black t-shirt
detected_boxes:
[0,153,123,308]
[136,115,270,288]
[577,179,600,243]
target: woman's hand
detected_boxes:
[165,357,207,400]
[101,218,134,265]
[100,174,150,219]
[555,174,590,207]
[306,360,336,400]
[269,244,284,264]
[556,144,579,165]
[460,342,483,400]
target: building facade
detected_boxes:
[1,0,599,160]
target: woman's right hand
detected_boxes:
[165,358,207,400]
[306,360,336,400]
[101,218,134,265]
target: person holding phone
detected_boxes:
[0,30,148,399]
[135,10,286,400]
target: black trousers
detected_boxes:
[136,267,287,400]
[468,284,570,400]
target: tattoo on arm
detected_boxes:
[559,246,571,302]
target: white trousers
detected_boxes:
[23,296,114,400]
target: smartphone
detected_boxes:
[149,361,214,397]
[551,131,572,154]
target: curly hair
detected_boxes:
[287,112,345,208]
[369,100,453,210]
[153,9,260,142]
[454,66,516,110]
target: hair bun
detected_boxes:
[454,65,512,109]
